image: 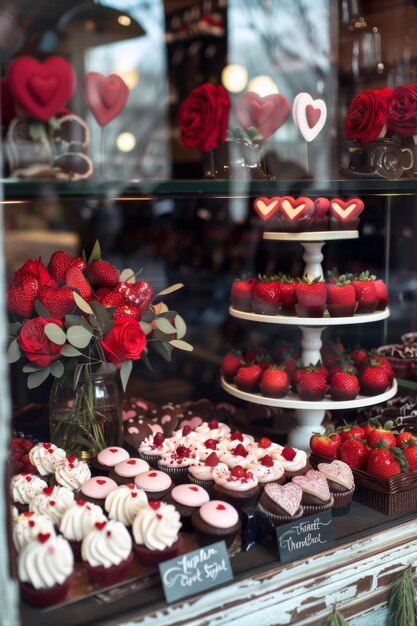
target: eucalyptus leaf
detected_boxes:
[50,360,65,378]
[156,310,177,319]
[27,367,51,389]
[23,364,44,373]
[119,268,136,283]
[155,283,184,297]
[155,302,169,314]
[67,325,93,349]
[65,314,82,327]
[34,299,52,318]
[151,341,172,361]
[48,116,61,130]
[89,301,112,326]
[73,291,94,315]
[155,318,176,334]
[80,317,94,333]
[60,345,83,357]
[88,239,101,264]
[152,328,171,342]
[139,321,153,335]
[140,349,153,371]
[7,338,21,364]
[141,309,154,323]
[9,322,22,338]
[169,339,193,351]
[120,359,133,392]
[45,323,67,345]
[174,315,187,340]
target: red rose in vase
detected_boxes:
[387,84,417,136]
[18,317,63,366]
[345,88,392,144]
[178,83,231,152]
[101,318,147,368]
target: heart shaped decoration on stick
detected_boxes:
[236,91,290,140]
[253,197,280,221]
[84,72,129,126]
[8,56,76,121]
[292,93,327,142]
[329,197,364,222]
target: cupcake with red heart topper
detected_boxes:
[257,482,304,526]
[132,501,182,566]
[275,196,315,232]
[53,455,91,491]
[29,486,75,527]
[134,469,173,500]
[213,464,260,509]
[79,476,118,507]
[329,197,364,230]
[192,500,241,548]
[292,469,334,515]
[165,483,210,531]
[59,499,106,562]
[311,197,330,231]
[82,519,133,585]
[13,511,56,554]
[273,447,311,478]
[295,276,327,318]
[187,455,228,496]
[92,446,130,473]
[326,275,358,317]
[231,275,257,312]
[109,457,150,485]
[10,473,48,512]
[317,460,355,514]
[28,442,66,477]
[18,532,74,607]
[104,483,148,527]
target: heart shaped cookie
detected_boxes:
[280,196,314,221]
[313,197,330,219]
[292,93,327,142]
[293,469,330,501]
[236,91,290,140]
[264,482,303,516]
[253,197,280,221]
[84,72,129,126]
[329,197,364,222]
[318,460,354,490]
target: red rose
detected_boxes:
[101,318,146,368]
[18,317,63,367]
[14,258,54,289]
[387,84,417,136]
[345,89,391,144]
[179,83,231,152]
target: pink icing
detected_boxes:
[171,484,209,507]
[114,458,150,478]
[264,482,303,516]
[96,447,129,467]
[293,469,330,500]
[317,460,354,490]
[81,476,118,499]
[134,470,172,492]
[199,500,239,529]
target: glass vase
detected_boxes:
[49,364,122,460]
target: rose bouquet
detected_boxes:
[7,241,192,456]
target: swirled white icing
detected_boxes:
[213,466,258,492]
[195,421,231,440]
[13,512,56,553]
[272,448,308,472]
[18,534,74,590]
[59,500,106,542]
[247,458,285,484]
[81,520,132,568]
[104,484,148,526]
[132,501,181,551]
[29,443,67,476]
[10,474,48,505]
[29,487,75,525]
[138,435,175,458]
[54,458,91,491]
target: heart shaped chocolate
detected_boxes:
[318,460,354,490]
[84,72,129,126]
[253,197,280,221]
[236,91,290,140]
[329,197,364,222]
[293,470,330,500]
[280,196,314,221]
[264,482,302,516]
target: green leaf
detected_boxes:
[29,122,44,141]
[73,291,94,315]
[140,349,153,371]
[141,309,154,323]
[73,364,84,389]
[65,314,82,328]
[50,360,65,378]
[7,338,21,363]
[120,359,132,392]
[45,323,67,345]
[169,339,193,351]
[34,299,52,318]
[174,315,187,340]
[155,318,176,334]
[67,325,93,349]
[27,367,51,389]
[23,364,43,373]
[89,301,112,326]
[151,341,172,361]
[155,283,184,297]
[139,321,153,335]
[9,322,22,338]
[80,316,95,333]
[88,240,101,264]
[60,345,82,358]
[119,268,136,283]
[389,565,417,626]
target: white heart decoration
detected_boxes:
[253,197,280,220]
[281,200,306,220]
[292,92,327,142]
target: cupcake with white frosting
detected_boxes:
[138,433,175,468]
[82,520,133,585]
[157,443,200,484]
[195,419,231,440]
[247,455,285,487]
[213,464,260,509]
[10,473,48,511]
[104,483,148,526]
[188,454,228,496]
[54,456,91,491]
[272,447,311,478]
[132,501,182,565]
[59,499,106,561]
[29,442,66,477]
[29,486,75,526]
[218,443,255,469]
[13,511,56,553]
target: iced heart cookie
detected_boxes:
[318,460,354,490]
[263,482,303,516]
[292,469,331,502]
[329,197,364,230]
[253,197,280,222]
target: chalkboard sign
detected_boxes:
[276,510,334,563]
[159,541,234,603]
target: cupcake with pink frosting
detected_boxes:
[93,446,130,473]
[165,483,210,531]
[82,520,133,585]
[134,469,173,500]
[218,443,255,470]
[109,458,150,485]
[132,500,182,566]
[79,476,118,507]
[192,500,241,547]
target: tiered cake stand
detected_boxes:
[221,230,397,450]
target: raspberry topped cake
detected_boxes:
[157,444,200,484]
[138,433,175,468]
[213,464,259,509]
[195,419,231,440]
[248,436,283,460]
[188,455,228,496]
[219,443,254,469]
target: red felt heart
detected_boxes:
[28,520,35,528]
[76,499,86,506]
[236,91,290,140]
[25,476,32,482]
[127,483,135,489]
[96,479,106,485]
[67,456,77,463]
[8,275,39,317]
[38,533,51,544]
[131,492,137,498]
[95,521,107,530]
[23,511,34,517]
[306,105,321,128]
[43,443,52,449]
[38,286,75,320]
[8,56,76,121]
[253,197,280,221]
[329,197,364,222]
[43,486,55,496]
[84,72,129,126]
[280,196,314,221]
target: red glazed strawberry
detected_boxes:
[315,361,329,383]
[95,287,111,301]
[340,438,370,469]
[373,354,394,385]
[101,288,126,308]
[278,275,297,313]
[231,276,257,312]
[221,350,243,382]
[403,440,417,470]
[360,358,389,396]
[48,250,74,283]
[255,353,275,371]
[259,365,289,398]
[352,271,378,314]
[297,365,327,401]
[127,280,153,311]
[235,363,263,392]
[330,366,359,401]
[374,278,388,311]
[86,260,118,287]
[66,266,92,301]
[8,275,40,317]
[350,346,369,370]
[322,339,345,369]
[113,305,141,320]
[291,362,305,390]
[326,275,357,317]
[252,276,281,315]
[295,276,327,317]
[38,285,74,319]
[309,431,342,460]
[396,431,417,448]
[367,444,408,478]
[338,424,365,443]
[367,426,396,448]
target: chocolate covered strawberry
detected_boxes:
[352,271,378,313]
[231,276,257,312]
[360,358,389,396]
[374,278,388,310]
[235,362,263,392]
[350,346,368,370]
[326,275,357,317]
[295,276,327,317]
[222,350,243,382]
[252,275,281,315]
[296,365,327,401]
[309,431,341,460]
[86,260,118,287]
[330,366,359,401]
[279,275,297,314]
[259,365,289,398]
[340,438,370,469]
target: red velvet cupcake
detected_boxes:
[82,520,133,586]
[132,501,182,566]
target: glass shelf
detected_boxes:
[4,177,417,200]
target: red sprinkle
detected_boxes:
[106,530,112,537]
[127,460,137,465]
[49,501,56,507]
[95,521,106,530]
[216,504,225,510]
[156,513,162,520]
[127,484,135,490]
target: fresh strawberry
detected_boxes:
[360,358,389,395]
[403,440,417,470]
[367,426,396,448]
[245,347,269,362]
[350,346,369,370]
[205,452,219,467]
[297,365,327,401]
[95,287,111,301]
[255,353,275,371]
[66,266,92,301]
[329,360,356,379]
[279,275,297,313]
[322,339,345,369]
[396,431,417,448]
[291,362,305,391]
[38,285,75,319]
[113,305,141,320]
[232,445,248,458]
[363,418,381,440]
[231,276,257,312]
[315,361,330,383]
[374,278,388,310]
[352,271,378,313]
[309,431,342,460]
[252,275,281,314]
[282,355,299,383]
[86,260,118,287]
[235,363,263,392]
[330,366,359,401]
[367,444,408,478]
[8,274,39,317]
[48,250,74,283]
[222,350,243,382]
[338,423,365,442]
[373,354,394,384]
[340,438,370,469]
[326,275,357,317]
[296,276,327,317]
[259,365,289,398]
